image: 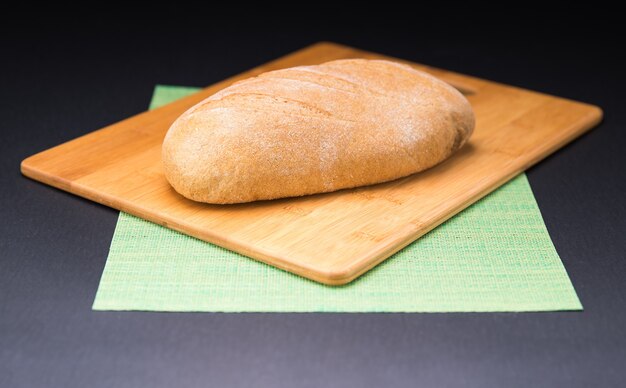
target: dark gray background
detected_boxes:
[2,15,625,388]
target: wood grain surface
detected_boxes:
[21,42,603,285]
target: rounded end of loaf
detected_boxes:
[448,95,475,154]
[162,117,231,204]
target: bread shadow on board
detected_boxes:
[170,142,477,211]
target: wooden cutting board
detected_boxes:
[21,42,602,285]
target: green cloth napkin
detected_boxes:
[92,85,582,313]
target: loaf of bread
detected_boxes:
[162,59,474,204]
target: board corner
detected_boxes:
[20,153,38,178]
[308,264,363,286]
[307,41,351,53]
[587,103,604,126]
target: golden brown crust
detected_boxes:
[162,59,474,204]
